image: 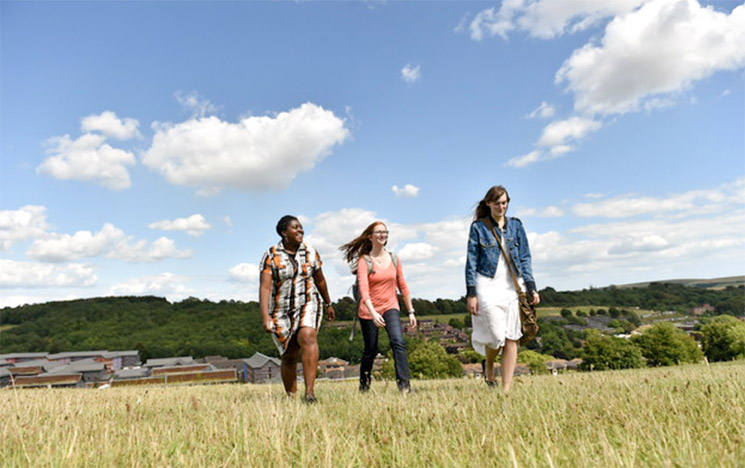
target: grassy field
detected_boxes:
[3,362,743,468]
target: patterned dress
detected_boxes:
[260,242,324,355]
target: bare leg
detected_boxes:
[296,327,319,398]
[281,337,299,396]
[501,339,518,392]
[485,346,499,382]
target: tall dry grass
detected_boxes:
[2,361,743,468]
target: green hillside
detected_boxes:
[1,281,742,362]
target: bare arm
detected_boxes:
[313,268,336,321]
[259,271,274,332]
[395,259,416,329]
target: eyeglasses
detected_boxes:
[373,231,389,236]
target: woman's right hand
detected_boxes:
[371,311,386,328]
[467,296,479,315]
[262,317,275,333]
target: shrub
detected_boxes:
[384,340,462,379]
[700,315,745,362]
[518,350,555,375]
[631,322,703,366]
[580,330,644,371]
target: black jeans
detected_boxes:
[359,309,411,389]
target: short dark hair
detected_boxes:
[276,215,299,237]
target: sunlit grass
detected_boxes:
[2,362,743,468]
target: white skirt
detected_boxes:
[471,261,524,355]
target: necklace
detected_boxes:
[370,251,388,265]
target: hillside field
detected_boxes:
[3,361,743,468]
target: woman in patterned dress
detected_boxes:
[259,215,336,403]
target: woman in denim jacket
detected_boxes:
[465,186,540,391]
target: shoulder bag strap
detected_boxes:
[484,218,524,294]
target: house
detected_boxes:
[114,368,151,380]
[462,363,483,379]
[566,358,583,370]
[144,356,194,368]
[690,304,715,315]
[197,356,248,382]
[319,357,350,380]
[45,358,110,383]
[342,364,361,379]
[406,320,470,354]
[545,359,568,373]
[0,367,11,386]
[0,352,48,364]
[151,364,213,375]
[10,359,63,373]
[245,352,282,384]
[12,373,83,388]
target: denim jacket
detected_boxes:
[465,216,536,297]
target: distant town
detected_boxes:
[0,318,586,389]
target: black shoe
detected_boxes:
[302,395,318,404]
[359,382,370,393]
[398,383,415,394]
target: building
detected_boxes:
[245,353,282,383]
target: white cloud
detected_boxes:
[109,237,192,262]
[391,184,420,198]
[27,223,122,262]
[469,3,519,41]
[37,133,136,190]
[572,179,744,218]
[509,117,601,167]
[229,263,260,283]
[469,0,643,40]
[526,101,556,119]
[109,273,193,300]
[397,242,436,261]
[304,208,381,257]
[505,149,556,168]
[142,102,350,194]
[26,223,191,263]
[556,0,745,115]
[517,206,565,218]
[608,234,670,255]
[0,205,49,250]
[0,259,97,288]
[80,111,141,140]
[303,209,471,300]
[175,90,220,118]
[537,116,602,147]
[401,63,421,84]
[148,214,212,237]
[499,1,745,167]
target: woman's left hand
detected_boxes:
[530,291,541,306]
[326,305,336,321]
[408,313,417,330]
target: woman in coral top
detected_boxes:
[341,221,417,393]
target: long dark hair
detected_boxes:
[474,185,510,220]
[340,221,387,263]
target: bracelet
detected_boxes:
[408,311,415,315]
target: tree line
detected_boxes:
[1,283,743,369]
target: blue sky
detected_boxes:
[1,0,744,308]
